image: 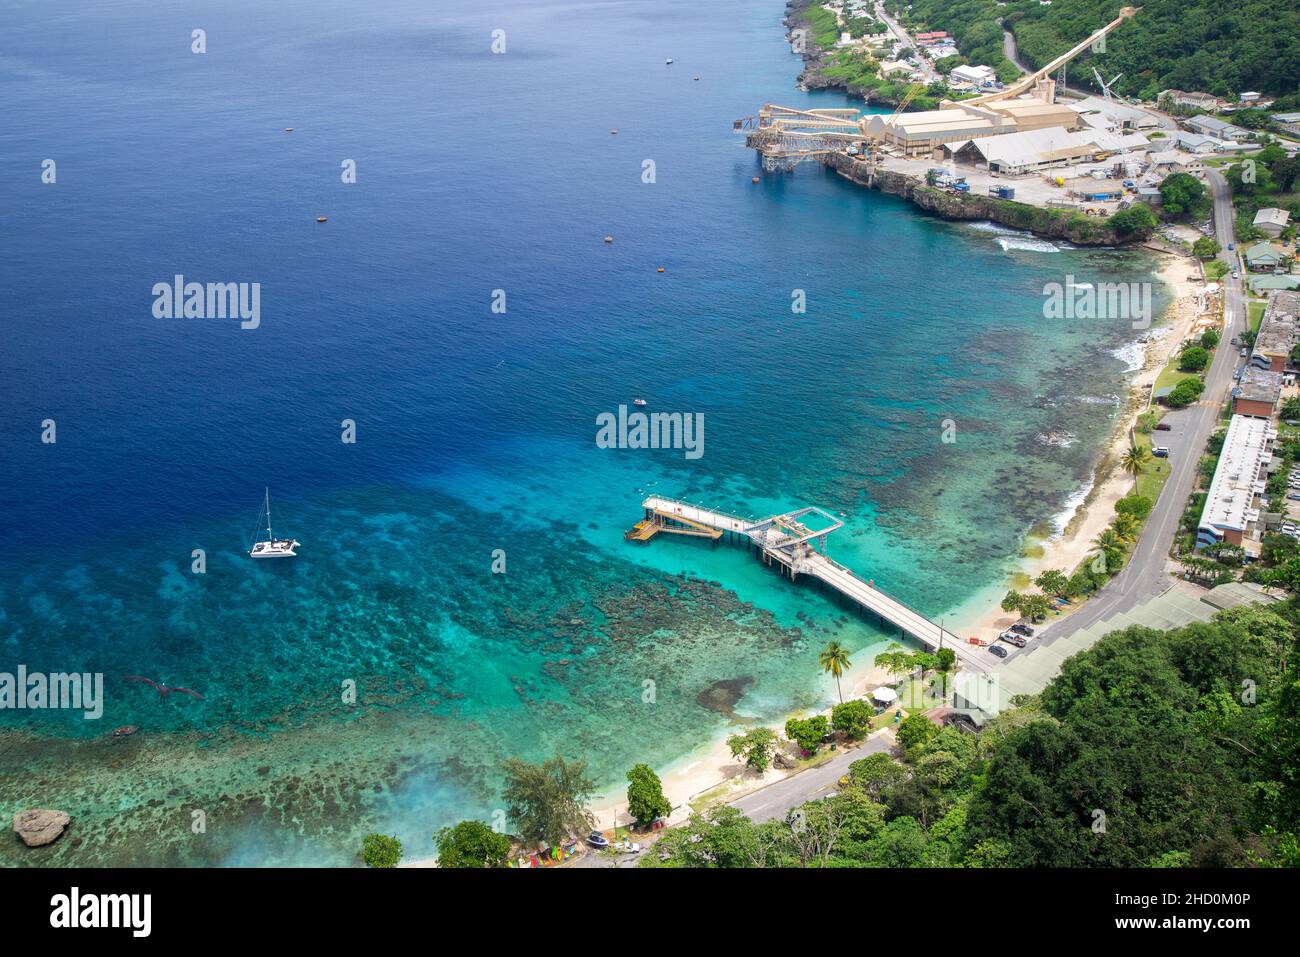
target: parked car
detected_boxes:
[1010,623,1035,636]
[1152,446,1170,458]
[999,632,1027,648]
[586,832,609,849]
[1154,421,1172,431]
[1228,242,1235,251]
[1287,493,1300,502]
[988,644,1008,658]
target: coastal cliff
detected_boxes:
[783,0,898,106]
[822,150,1135,246]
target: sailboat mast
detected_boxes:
[265,487,273,540]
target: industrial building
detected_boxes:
[938,125,1147,175]
[1196,414,1276,550]
[1069,95,1158,131]
[1184,115,1252,141]
[1273,112,1300,137]
[862,98,1083,157]
[1174,132,1225,154]
[949,64,997,88]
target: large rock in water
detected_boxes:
[12,809,70,847]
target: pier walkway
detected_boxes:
[632,496,989,673]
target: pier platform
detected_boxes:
[631,496,990,673]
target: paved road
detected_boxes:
[875,1,939,84]
[1043,171,1245,641]
[729,731,895,823]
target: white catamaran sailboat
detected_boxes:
[248,487,300,558]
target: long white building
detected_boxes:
[1197,414,1277,551]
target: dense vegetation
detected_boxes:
[1005,0,1300,102]
[799,2,972,110]
[885,0,1299,104]
[1223,145,1300,244]
[645,603,1300,868]
[886,0,1022,83]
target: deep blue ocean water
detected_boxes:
[0,0,1166,864]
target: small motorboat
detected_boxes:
[633,398,647,407]
[316,216,328,223]
[665,58,673,64]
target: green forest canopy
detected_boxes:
[888,0,1300,103]
[644,602,1300,868]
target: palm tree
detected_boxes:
[1121,444,1151,493]
[819,641,852,704]
[1092,527,1127,573]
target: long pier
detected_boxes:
[630,496,989,672]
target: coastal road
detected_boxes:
[1042,171,1244,641]
[729,731,894,824]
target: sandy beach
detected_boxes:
[405,660,897,866]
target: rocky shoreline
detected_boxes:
[824,152,1135,245]
[783,1,899,106]
[783,0,913,108]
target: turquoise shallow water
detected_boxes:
[0,0,1167,865]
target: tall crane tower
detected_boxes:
[1092,67,1139,179]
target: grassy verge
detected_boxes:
[1154,353,1200,394]
[1133,431,1173,502]
[1249,299,1265,333]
